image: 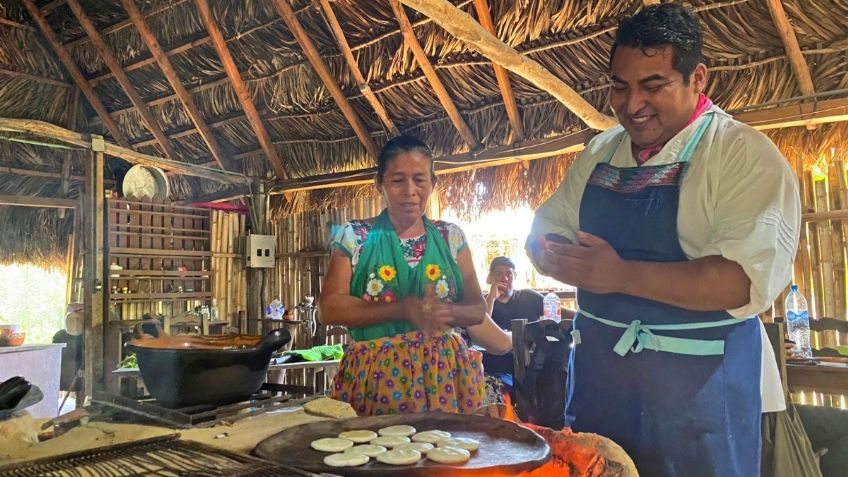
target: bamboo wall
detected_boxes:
[210,210,248,327]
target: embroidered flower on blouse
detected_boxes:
[382,290,397,303]
[378,265,397,282]
[435,278,450,299]
[425,264,441,281]
[366,278,384,296]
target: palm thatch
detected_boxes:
[1,0,848,266]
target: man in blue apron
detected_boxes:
[526,4,801,476]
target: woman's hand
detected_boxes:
[404,285,453,334]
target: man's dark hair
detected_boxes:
[610,4,705,85]
[375,135,436,184]
[489,256,516,272]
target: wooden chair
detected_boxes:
[511,318,573,429]
[809,318,848,358]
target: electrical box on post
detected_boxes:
[245,234,275,268]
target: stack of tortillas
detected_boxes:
[310,424,480,468]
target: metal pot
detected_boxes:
[126,323,290,407]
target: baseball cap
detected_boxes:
[489,256,515,272]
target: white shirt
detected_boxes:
[528,105,799,412]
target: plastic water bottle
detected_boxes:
[785,284,812,359]
[543,289,561,322]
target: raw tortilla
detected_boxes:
[377,424,417,437]
[436,437,480,451]
[338,430,378,443]
[344,444,388,457]
[411,430,452,443]
[395,442,434,453]
[311,437,354,452]
[376,448,422,465]
[323,452,369,467]
[370,435,411,448]
[427,446,471,464]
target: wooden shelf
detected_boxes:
[108,270,212,278]
[110,247,211,257]
[109,292,212,302]
[109,224,210,235]
[111,230,210,241]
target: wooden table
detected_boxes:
[786,360,848,396]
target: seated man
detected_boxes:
[482,256,544,393]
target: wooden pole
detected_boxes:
[83,142,106,398]
[317,0,400,137]
[271,0,380,160]
[471,0,523,142]
[21,0,131,148]
[389,0,480,150]
[764,0,816,99]
[247,182,269,334]
[0,194,77,208]
[0,118,247,185]
[118,0,232,170]
[194,0,288,180]
[66,0,179,160]
[397,0,617,131]
[829,162,847,319]
[0,67,71,88]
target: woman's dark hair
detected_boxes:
[375,135,436,184]
[610,4,705,85]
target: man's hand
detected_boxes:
[488,281,508,299]
[542,231,628,294]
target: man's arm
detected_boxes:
[544,231,750,311]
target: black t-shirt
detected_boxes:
[483,289,544,375]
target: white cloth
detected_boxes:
[527,105,799,412]
[760,320,787,412]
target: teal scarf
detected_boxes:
[348,210,464,341]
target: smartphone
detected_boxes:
[544,233,572,244]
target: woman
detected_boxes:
[320,135,488,416]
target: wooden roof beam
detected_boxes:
[118,0,231,171]
[398,0,617,131]
[0,67,71,88]
[268,96,848,193]
[317,0,400,137]
[642,0,661,5]
[272,0,379,160]
[21,0,131,148]
[0,194,76,209]
[0,118,247,184]
[471,0,523,143]
[765,0,816,97]
[66,0,179,160]
[195,0,288,180]
[389,0,479,150]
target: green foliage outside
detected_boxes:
[0,265,66,344]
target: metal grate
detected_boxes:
[0,435,333,477]
[92,383,318,428]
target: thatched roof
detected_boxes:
[1,0,848,266]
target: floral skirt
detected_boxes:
[331,330,485,416]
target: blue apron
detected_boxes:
[567,113,762,477]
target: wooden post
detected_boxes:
[247,181,269,334]
[83,140,106,398]
[828,162,846,319]
[814,172,835,317]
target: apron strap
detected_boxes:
[579,309,743,357]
